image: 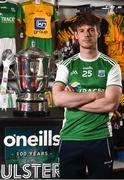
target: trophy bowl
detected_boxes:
[13,47,51,116]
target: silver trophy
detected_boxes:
[13,46,51,116]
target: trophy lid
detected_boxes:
[16,41,51,59]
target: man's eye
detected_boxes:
[90,29,95,32]
[80,30,84,32]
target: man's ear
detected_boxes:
[74,31,79,40]
[98,31,101,38]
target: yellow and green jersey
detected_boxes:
[23,36,54,54]
[55,52,122,141]
[22,1,58,38]
[0,0,24,38]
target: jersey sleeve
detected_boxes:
[55,64,69,85]
[107,64,122,87]
[16,3,25,23]
[51,6,59,22]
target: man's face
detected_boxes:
[75,24,100,49]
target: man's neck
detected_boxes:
[80,48,99,60]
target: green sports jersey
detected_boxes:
[55,52,122,141]
[23,36,53,54]
[0,1,24,38]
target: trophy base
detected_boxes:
[13,98,49,117]
[13,110,50,117]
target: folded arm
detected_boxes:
[52,82,104,108]
[78,86,122,113]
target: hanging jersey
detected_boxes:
[0,1,24,38]
[55,52,122,141]
[23,36,53,54]
[22,1,58,38]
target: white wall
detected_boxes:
[58,0,124,6]
[8,0,124,6]
[10,0,124,18]
[10,0,124,25]
[59,0,124,21]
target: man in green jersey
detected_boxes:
[52,14,122,179]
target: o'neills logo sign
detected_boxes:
[4,130,60,147]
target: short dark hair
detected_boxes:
[74,14,101,31]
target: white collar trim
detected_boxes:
[79,52,101,62]
[0,0,8,3]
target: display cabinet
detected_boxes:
[0,107,124,178]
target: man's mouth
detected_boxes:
[83,39,91,41]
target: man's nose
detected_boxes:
[84,31,90,36]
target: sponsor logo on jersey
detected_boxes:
[82,66,93,70]
[35,18,47,30]
[1,16,15,23]
[11,8,16,13]
[79,88,104,92]
[98,70,105,77]
[0,6,7,9]
[70,82,81,90]
[70,70,78,76]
